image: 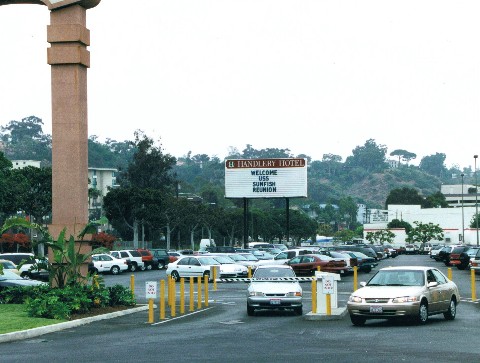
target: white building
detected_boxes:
[11,160,41,169]
[88,167,119,211]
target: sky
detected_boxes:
[1,1,480,169]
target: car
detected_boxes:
[207,254,249,277]
[246,264,303,316]
[369,245,387,260]
[211,253,259,272]
[150,248,170,269]
[0,259,21,275]
[256,249,312,266]
[469,249,480,271]
[434,245,462,264]
[89,253,129,275]
[109,250,145,272]
[347,266,460,326]
[338,250,378,273]
[405,244,418,255]
[0,253,49,281]
[136,249,159,270]
[457,247,480,270]
[331,245,378,260]
[429,244,444,259]
[319,250,358,271]
[447,246,476,269]
[286,254,348,275]
[166,255,221,281]
[0,270,48,289]
[250,250,275,260]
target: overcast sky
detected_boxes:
[1,1,480,169]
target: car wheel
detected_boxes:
[91,268,99,275]
[247,304,255,316]
[444,298,457,320]
[145,264,153,271]
[110,266,120,275]
[417,301,428,324]
[171,270,180,282]
[158,261,165,269]
[140,264,146,271]
[457,264,467,270]
[294,306,303,316]
[350,315,366,326]
[129,263,137,272]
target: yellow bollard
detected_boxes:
[472,269,477,301]
[311,278,317,314]
[204,274,209,307]
[130,274,135,300]
[168,276,172,308]
[180,278,185,314]
[448,267,452,281]
[148,298,154,323]
[326,293,332,316]
[160,280,165,320]
[197,276,202,309]
[213,266,217,291]
[248,266,252,278]
[171,278,176,317]
[189,278,195,312]
[353,266,358,291]
[317,265,321,272]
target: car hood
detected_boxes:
[248,281,302,293]
[353,285,424,298]
[220,264,247,272]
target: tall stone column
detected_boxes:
[47,4,90,239]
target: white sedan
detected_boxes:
[90,253,129,275]
[166,255,221,281]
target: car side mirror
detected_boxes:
[427,281,439,288]
[360,282,366,287]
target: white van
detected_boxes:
[200,239,215,250]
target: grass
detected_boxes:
[0,304,67,334]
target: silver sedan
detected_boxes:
[347,266,460,325]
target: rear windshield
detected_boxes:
[129,251,141,257]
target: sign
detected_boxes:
[145,281,157,299]
[225,158,307,199]
[322,275,334,294]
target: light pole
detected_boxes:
[461,173,465,244]
[475,155,479,246]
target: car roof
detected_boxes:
[255,264,292,270]
[380,266,433,271]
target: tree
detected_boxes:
[419,153,447,178]
[423,191,449,208]
[345,139,388,173]
[333,229,355,243]
[322,153,342,175]
[406,221,444,244]
[387,219,412,234]
[365,229,395,245]
[338,196,359,230]
[385,187,425,208]
[390,149,417,165]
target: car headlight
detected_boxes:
[349,296,362,303]
[249,291,264,297]
[392,296,418,303]
[286,291,302,297]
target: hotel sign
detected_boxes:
[225,158,307,199]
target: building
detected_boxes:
[88,167,119,215]
[441,184,478,207]
[11,160,41,169]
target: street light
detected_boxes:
[475,155,479,246]
[461,173,465,244]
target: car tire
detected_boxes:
[129,263,137,272]
[171,270,180,282]
[247,304,255,316]
[444,298,457,320]
[91,268,99,275]
[417,301,428,324]
[110,266,120,275]
[140,264,146,271]
[350,315,366,326]
[146,264,153,271]
[457,264,467,270]
[294,306,303,316]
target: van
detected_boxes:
[199,239,215,250]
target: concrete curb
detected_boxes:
[304,307,348,321]
[0,305,149,344]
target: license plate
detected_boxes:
[370,306,383,313]
[270,299,281,305]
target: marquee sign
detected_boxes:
[225,158,307,199]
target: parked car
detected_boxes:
[166,255,221,281]
[207,254,249,278]
[150,248,170,269]
[405,244,418,255]
[109,250,145,272]
[0,253,49,281]
[286,254,348,275]
[0,259,21,275]
[429,244,444,259]
[447,246,474,268]
[0,270,48,289]
[214,253,259,272]
[468,249,480,271]
[331,245,378,260]
[89,253,129,275]
[434,245,461,264]
[136,249,159,270]
[256,249,312,266]
[338,250,378,273]
[456,247,480,270]
[247,265,303,316]
[347,266,460,326]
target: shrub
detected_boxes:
[108,285,136,307]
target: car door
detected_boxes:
[425,269,444,313]
[175,257,192,277]
[431,269,451,310]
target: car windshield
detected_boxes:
[241,254,259,261]
[0,270,23,281]
[0,260,16,269]
[229,254,248,262]
[367,270,425,287]
[212,256,235,264]
[197,257,221,265]
[254,267,295,279]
